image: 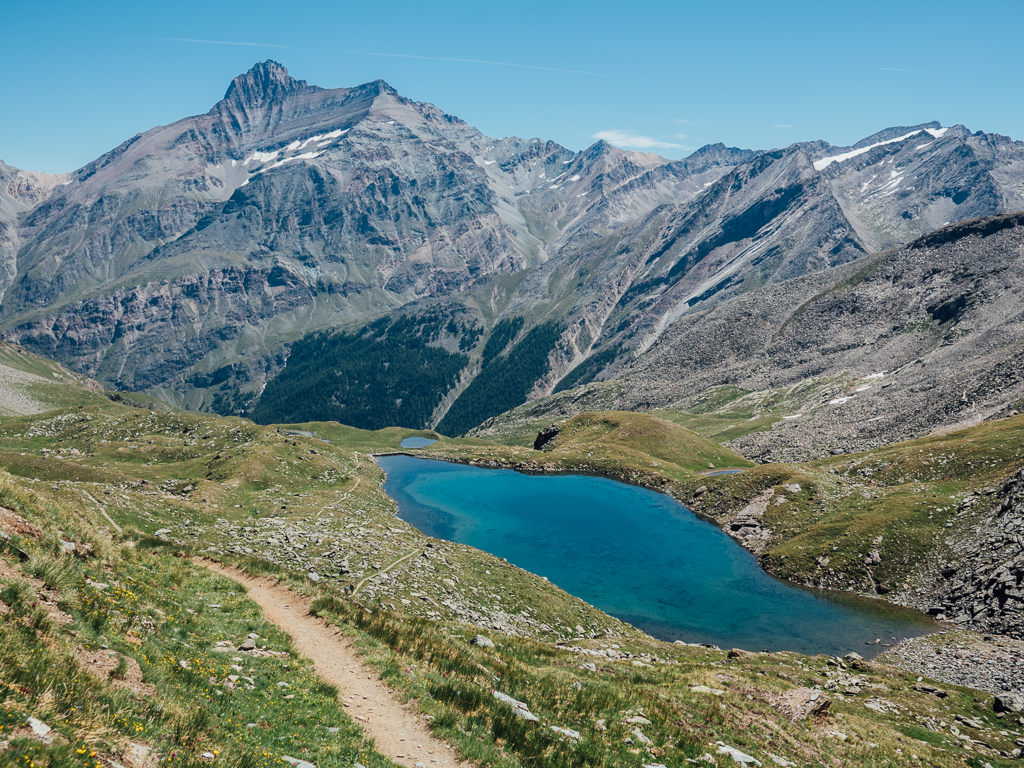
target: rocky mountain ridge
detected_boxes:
[474,212,1024,458]
[2,61,1023,434]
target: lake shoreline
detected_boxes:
[375,452,937,658]
[379,448,914,606]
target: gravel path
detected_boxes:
[198,560,472,768]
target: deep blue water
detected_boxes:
[400,437,438,448]
[378,455,934,657]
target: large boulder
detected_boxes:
[534,424,561,451]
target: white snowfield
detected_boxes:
[241,130,348,169]
[813,127,948,171]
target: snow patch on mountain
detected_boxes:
[814,130,930,171]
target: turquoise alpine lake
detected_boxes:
[378,455,934,658]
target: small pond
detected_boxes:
[400,437,438,449]
[377,455,934,657]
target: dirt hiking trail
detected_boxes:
[198,560,472,768]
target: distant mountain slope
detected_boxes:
[2,61,1023,433]
[0,339,111,416]
[0,62,743,411]
[260,127,1024,435]
[478,213,1024,457]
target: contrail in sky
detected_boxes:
[878,67,942,74]
[147,37,300,50]
[350,50,608,77]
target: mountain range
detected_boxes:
[2,60,1023,438]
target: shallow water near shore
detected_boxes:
[378,455,934,658]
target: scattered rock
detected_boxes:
[955,714,985,729]
[551,726,582,741]
[492,690,539,722]
[472,634,495,648]
[994,693,1024,713]
[716,742,761,765]
[774,688,831,721]
[239,638,256,651]
[691,685,725,696]
[27,717,52,741]
[913,682,948,698]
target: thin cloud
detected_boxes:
[349,50,608,77]
[147,37,300,49]
[593,130,687,150]
[879,67,942,74]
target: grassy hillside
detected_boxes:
[0,340,175,417]
[427,410,753,481]
[4,399,1024,766]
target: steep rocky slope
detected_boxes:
[482,213,1024,456]
[0,160,71,299]
[915,466,1024,633]
[0,62,745,411]
[3,61,1024,433]
[251,125,1024,434]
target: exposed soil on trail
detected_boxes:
[197,560,472,768]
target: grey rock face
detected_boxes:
[3,61,1024,434]
[533,424,560,451]
[453,124,1024,430]
[478,213,1024,454]
[915,467,1024,634]
[0,161,71,299]
[620,213,1024,457]
[994,693,1024,713]
[2,62,727,412]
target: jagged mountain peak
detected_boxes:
[355,78,399,98]
[214,60,322,114]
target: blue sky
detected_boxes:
[4,0,1022,174]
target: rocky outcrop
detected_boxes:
[918,467,1024,633]
[726,489,774,553]
[7,263,314,395]
[533,424,561,451]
